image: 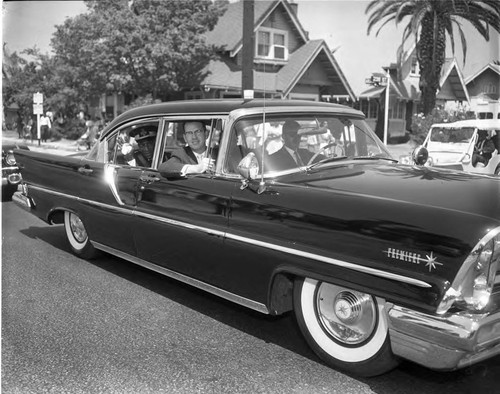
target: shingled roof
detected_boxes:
[205,0,308,54]
[202,0,355,100]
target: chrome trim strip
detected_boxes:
[134,210,226,237]
[29,184,430,288]
[28,184,133,215]
[225,233,432,288]
[92,241,269,314]
[103,164,124,206]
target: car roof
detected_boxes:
[431,119,500,130]
[104,99,362,133]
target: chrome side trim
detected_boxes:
[134,210,226,238]
[91,241,269,314]
[103,164,124,206]
[29,184,430,288]
[225,233,432,288]
[27,184,133,215]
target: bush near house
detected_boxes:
[409,108,476,145]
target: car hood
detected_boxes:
[280,160,500,221]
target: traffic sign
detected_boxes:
[33,92,43,104]
[33,104,43,115]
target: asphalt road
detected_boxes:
[2,200,499,394]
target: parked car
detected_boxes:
[400,119,500,175]
[2,143,28,200]
[13,99,500,377]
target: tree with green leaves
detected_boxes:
[51,0,227,103]
[366,0,500,114]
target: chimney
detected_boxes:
[289,0,298,15]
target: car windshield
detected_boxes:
[429,127,475,144]
[227,113,391,176]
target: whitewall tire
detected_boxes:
[293,277,399,376]
[64,211,97,259]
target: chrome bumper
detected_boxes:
[388,304,500,370]
[12,190,35,212]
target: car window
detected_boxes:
[161,118,224,166]
[227,114,390,175]
[107,120,160,168]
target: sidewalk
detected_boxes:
[2,129,83,155]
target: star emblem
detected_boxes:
[424,252,443,272]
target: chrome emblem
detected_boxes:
[384,248,443,272]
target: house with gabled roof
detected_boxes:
[358,44,469,139]
[185,0,355,101]
[465,62,500,119]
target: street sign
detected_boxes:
[365,75,388,87]
[33,92,43,104]
[33,104,44,115]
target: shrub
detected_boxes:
[410,108,476,145]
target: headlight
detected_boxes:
[5,151,16,166]
[437,227,500,314]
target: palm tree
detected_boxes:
[366,0,500,114]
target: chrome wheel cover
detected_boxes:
[315,283,377,345]
[69,213,87,243]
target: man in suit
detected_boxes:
[472,129,496,167]
[266,120,320,172]
[159,121,214,177]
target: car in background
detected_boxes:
[12,99,500,377]
[2,143,28,200]
[400,119,500,175]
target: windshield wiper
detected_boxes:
[307,155,348,169]
[352,156,398,162]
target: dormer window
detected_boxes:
[256,28,288,61]
[410,56,419,76]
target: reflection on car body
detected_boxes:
[12,99,500,377]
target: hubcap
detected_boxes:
[69,213,87,243]
[316,283,377,345]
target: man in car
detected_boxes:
[266,120,321,172]
[159,121,215,177]
[123,127,157,167]
[472,129,496,167]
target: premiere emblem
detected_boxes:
[384,248,443,272]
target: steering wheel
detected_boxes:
[308,142,345,165]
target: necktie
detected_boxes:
[294,150,304,166]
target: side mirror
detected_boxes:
[411,146,429,166]
[237,152,260,180]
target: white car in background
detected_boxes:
[401,119,500,175]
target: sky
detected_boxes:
[2,0,499,95]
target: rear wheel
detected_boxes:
[293,277,399,377]
[64,211,97,259]
[494,165,500,175]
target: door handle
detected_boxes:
[139,174,161,184]
[78,166,93,175]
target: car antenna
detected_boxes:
[258,63,267,194]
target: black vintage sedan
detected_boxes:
[13,99,500,377]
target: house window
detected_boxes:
[256,28,288,61]
[359,99,378,119]
[410,56,419,76]
[479,112,493,119]
[483,83,497,94]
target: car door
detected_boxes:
[132,117,232,286]
[81,119,162,255]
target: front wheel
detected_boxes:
[64,211,97,259]
[293,278,399,376]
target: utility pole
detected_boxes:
[242,0,254,99]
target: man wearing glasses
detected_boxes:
[159,121,215,178]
